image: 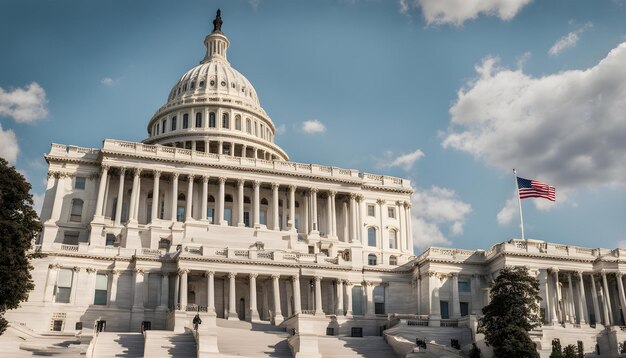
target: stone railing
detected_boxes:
[174,246,344,266]
[141,248,161,257]
[484,240,601,260]
[98,139,410,190]
[48,143,100,160]
[60,244,79,252]
[440,319,459,327]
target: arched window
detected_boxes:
[199,81,205,88]
[161,119,166,133]
[222,113,229,129]
[389,255,398,265]
[195,112,202,128]
[246,118,251,133]
[368,227,377,247]
[178,193,186,201]
[389,229,398,249]
[260,123,265,139]
[225,194,233,202]
[171,116,177,131]
[182,114,189,129]
[295,201,300,208]
[368,254,377,266]
[190,81,195,90]
[260,198,268,205]
[209,112,216,128]
[208,195,215,202]
[235,115,241,130]
[69,198,83,222]
[244,196,251,204]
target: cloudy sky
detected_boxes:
[2,0,625,251]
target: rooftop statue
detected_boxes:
[213,9,223,32]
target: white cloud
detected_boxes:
[549,23,592,56]
[378,149,425,171]
[275,124,286,135]
[301,120,326,134]
[400,0,532,26]
[411,185,472,248]
[100,77,116,86]
[0,124,19,164]
[249,0,261,10]
[497,194,518,225]
[0,82,48,123]
[443,42,626,193]
[32,192,45,216]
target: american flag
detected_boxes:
[517,177,556,201]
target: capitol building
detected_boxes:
[3,11,626,358]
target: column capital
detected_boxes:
[202,175,209,183]
[133,168,143,176]
[72,266,81,272]
[253,180,261,188]
[356,194,364,202]
[161,272,170,278]
[249,273,258,279]
[134,268,145,275]
[289,185,297,192]
[86,267,97,273]
[172,172,180,179]
[218,177,227,184]
[363,280,373,286]
[335,279,343,285]
[119,167,127,176]
[204,270,215,277]
[101,164,110,171]
[272,274,280,280]
[153,169,162,178]
[314,276,322,282]
[349,193,357,200]
[310,187,319,194]
[291,275,300,282]
[177,268,189,275]
[376,198,385,205]
[187,174,195,181]
[403,201,412,208]
[48,263,61,269]
[227,272,237,279]
[343,280,353,286]
[617,272,624,278]
[329,190,337,197]
[111,269,121,276]
[550,267,560,274]
[271,182,280,190]
[237,178,245,186]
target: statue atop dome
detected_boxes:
[212,9,223,33]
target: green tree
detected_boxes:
[0,157,41,335]
[550,339,563,358]
[563,345,577,358]
[478,266,541,358]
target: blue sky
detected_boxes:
[1,0,625,251]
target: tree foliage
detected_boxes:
[478,266,541,358]
[0,157,41,335]
[563,345,577,358]
[550,339,563,358]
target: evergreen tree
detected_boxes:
[0,157,41,334]
[550,339,563,358]
[563,345,577,358]
[478,266,542,358]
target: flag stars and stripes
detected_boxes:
[517,177,556,201]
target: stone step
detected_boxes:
[317,336,396,358]
[217,324,291,357]
[94,332,144,358]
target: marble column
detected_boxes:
[451,274,460,318]
[429,272,442,322]
[345,281,354,317]
[303,192,309,234]
[253,180,261,228]
[94,165,109,217]
[201,176,208,221]
[132,269,144,309]
[292,275,302,314]
[170,173,179,222]
[205,271,215,315]
[577,272,588,325]
[602,272,613,325]
[551,268,560,324]
[108,270,120,307]
[397,201,405,251]
[330,191,337,237]
[357,195,365,243]
[159,272,169,309]
[179,269,188,310]
[227,272,238,320]
[349,194,357,243]
[314,276,324,316]
[128,169,142,224]
[114,168,126,225]
[405,202,413,251]
[616,272,626,325]
[185,175,194,221]
[310,188,319,233]
[249,273,259,321]
[590,275,602,326]
[326,192,332,237]
[44,264,60,302]
[272,274,284,324]
[218,177,226,225]
[365,281,375,317]
[567,273,576,324]
[542,269,551,323]
[272,183,279,230]
[151,170,161,222]
[336,280,344,315]
[237,179,245,227]
[289,185,296,232]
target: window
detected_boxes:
[156,123,160,135]
[246,118,251,133]
[75,177,86,190]
[367,227,376,247]
[367,204,375,217]
[55,268,73,303]
[177,207,185,222]
[368,254,377,265]
[458,277,471,293]
[260,123,265,139]
[460,302,469,317]
[222,113,229,128]
[260,210,266,225]
[207,208,214,224]
[389,255,398,265]
[94,274,108,305]
[374,285,385,314]
[182,114,189,129]
[52,320,63,331]
[209,112,216,127]
[171,116,177,131]
[243,212,250,227]
[161,120,166,133]
[326,327,334,336]
[199,81,205,87]
[105,233,116,246]
[351,327,363,337]
[63,231,79,245]
[388,229,397,249]
[69,199,83,222]
[190,81,195,89]
[235,115,241,130]
[195,113,202,128]
[387,207,395,218]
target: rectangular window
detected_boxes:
[260,210,267,225]
[162,120,166,134]
[207,208,214,224]
[75,177,86,190]
[351,327,363,337]
[195,113,202,128]
[243,212,250,227]
[63,231,79,245]
[460,302,469,317]
[375,302,385,315]
[105,233,116,246]
[367,205,375,217]
[458,278,471,293]
[52,320,63,331]
[55,268,73,303]
[177,206,185,222]
[94,274,108,305]
[182,114,188,129]
[156,123,160,135]
[387,207,395,219]
[171,116,177,131]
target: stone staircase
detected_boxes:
[0,324,88,357]
[317,336,396,357]
[93,332,144,358]
[216,318,291,357]
[385,324,473,349]
[144,330,197,357]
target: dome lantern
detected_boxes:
[202,9,230,64]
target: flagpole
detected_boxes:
[513,168,525,241]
